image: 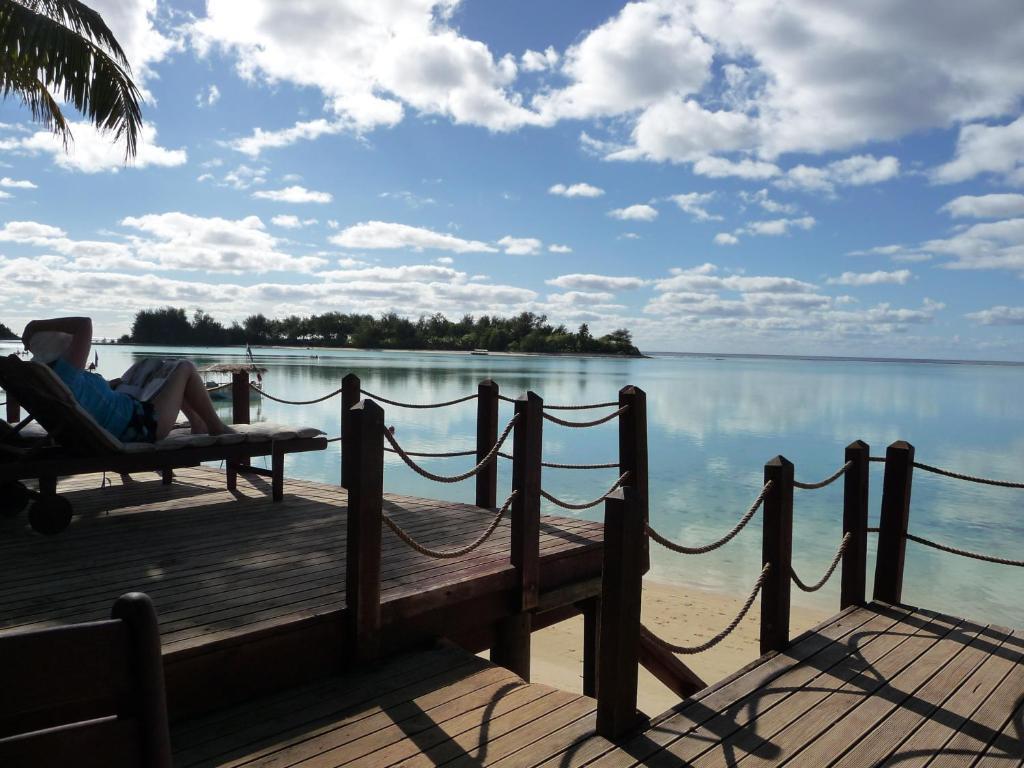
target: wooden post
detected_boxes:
[580,597,600,698]
[231,371,250,425]
[841,440,870,609]
[491,613,531,681]
[111,592,171,768]
[345,399,384,663]
[5,396,18,423]
[510,391,543,610]
[761,455,794,655]
[596,487,644,739]
[475,379,499,509]
[873,440,915,605]
[619,386,649,573]
[340,373,361,490]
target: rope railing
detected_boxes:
[496,394,620,410]
[382,414,518,483]
[868,456,886,463]
[497,450,620,470]
[540,472,630,511]
[905,532,1024,566]
[206,382,233,393]
[543,404,629,429]
[251,382,344,405]
[361,390,478,409]
[793,461,852,490]
[645,481,772,555]
[383,490,517,559]
[911,461,1024,489]
[383,446,477,458]
[791,532,852,592]
[641,563,771,655]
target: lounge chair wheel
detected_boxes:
[28,495,72,535]
[0,482,31,518]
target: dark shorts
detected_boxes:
[119,399,159,443]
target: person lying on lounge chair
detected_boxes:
[22,317,234,442]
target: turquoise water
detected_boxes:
[4,342,1022,627]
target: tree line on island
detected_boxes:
[118,307,642,356]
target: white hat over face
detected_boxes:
[28,331,73,365]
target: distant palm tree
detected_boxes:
[0,0,142,158]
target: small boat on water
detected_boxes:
[470,349,489,356]
[201,363,267,401]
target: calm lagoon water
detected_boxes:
[5,342,1023,627]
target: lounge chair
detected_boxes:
[0,592,172,768]
[0,354,327,535]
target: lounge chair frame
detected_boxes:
[0,354,327,534]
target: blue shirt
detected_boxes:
[51,357,135,438]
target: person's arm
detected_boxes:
[22,317,92,369]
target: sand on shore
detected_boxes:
[527,579,831,717]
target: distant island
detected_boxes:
[0,321,18,341]
[118,307,643,356]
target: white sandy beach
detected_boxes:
[529,579,831,716]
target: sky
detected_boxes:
[1,0,1023,359]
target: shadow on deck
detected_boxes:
[0,467,603,720]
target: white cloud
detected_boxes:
[521,46,559,73]
[714,233,739,246]
[221,164,268,190]
[778,155,900,194]
[534,2,712,121]
[609,204,658,222]
[932,116,1024,185]
[668,192,720,221]
[941,194,1024,219]
[739,188,797,214]
[271,215,317,229]
[197,85,221,107]
[497,236,542,256]
[379,190,437,208]
[193,1,543,133]
[0,214,326,274]
[546,274,647,291]
[738,216,816,237]
[966,306,1024,325]
[252,185,332,204]
[87,0,178,93]
[692,156,780,179]
[120,213,326,273]
[227,118,345,157]
[4,121,186,173]
[0,177,36,189]
[548,182,604,198]
[330,221,498,253]
[924,218,1024,274]
[548,244,572,253]
[827,270,912,286]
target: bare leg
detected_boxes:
[181,402,208,434]
[151,362,232,440]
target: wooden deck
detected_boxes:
[0,467,603,719]
[171,602,1023,767]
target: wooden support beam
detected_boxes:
[618,385,649,573]
[490,613,531,681]
[841,440,870,609]
[231,372,250,426]
[580,597,600,698]
[110,592,171,768]
[873,440,915,605]
[638,628,706,699]
[510,391,542,611]
[5,396,19,423]
[761,455,794,655]
[475,379,499,509]
[340,373,360,490]
[271,443,285,502]
[345,399,384,663]
[596,487,644,739]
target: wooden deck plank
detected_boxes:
[830,621,1012,768]
[972,696,1024,767]
[884,627,1024,767]
[533,605,882,768]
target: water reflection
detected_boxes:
[3,342,1021,626]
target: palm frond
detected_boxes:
[20,0,130,67]
[0,0,143,158]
